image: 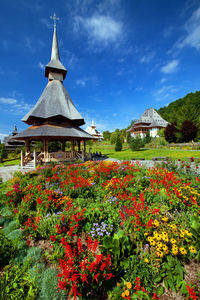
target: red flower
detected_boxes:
[50,235,56,242]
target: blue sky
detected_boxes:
[1,0,200,141]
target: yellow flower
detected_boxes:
[162,244,168,252]
[189,246,197,253]
[144,258,149,263]
[150,240,156,246]
[163,236,169,242]
[155,234,162,241]
[117,282,120,287]
[121,292,125,298]
[179,247,187,255]
[156,250,164,258]
[170,238,177,244]
[162,216,168,222]
[172,246,178,255]
[126,282,132,289]
[125,290,130,296]
[153,220,159,227]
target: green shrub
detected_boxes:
[0,231,15,266]
[115,134,122,152]
[0,262,38,299]
[23,247,43,266]
[130,135,144,151]
[2,220,18,235]
[38,268,66,300]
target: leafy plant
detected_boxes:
[38,268,66,300]
[0,262,38,299]
[102,229,134,272]
[0,231,15,266]
[157,256,186,293]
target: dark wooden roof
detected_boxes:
[22,80,85,126]
[15,124,93,140]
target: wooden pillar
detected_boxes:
[83,140,86,158]
[33,149,36,168]
[78,140,81,152]
[71,140,75,158]
[25,139,30,154]
[43,139,49,162]
[62,141,65,151]
[21,149,24,168]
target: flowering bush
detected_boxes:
[0,160,199,299]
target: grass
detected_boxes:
[0,159,20,167]
[89,142,200,161]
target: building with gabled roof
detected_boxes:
[4,125,25,151]
[128,108,168,138]
[15,16,93,167]
[85,121,103,140]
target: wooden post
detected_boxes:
[21,149,24,168]
[33,149,36,168]
[62,141,65,151]
[71,140,75,158]
[25,139,30,154]
[78,140,81,152]
[83,140,86,157]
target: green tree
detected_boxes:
[103,131,111,141]
[130,135,144,151]
[143,131,152,145]
[110,132,117,145]
[0,144,7,162]
[48,141,63,152]
[115,134,122,151]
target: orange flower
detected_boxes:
[127,282,132,289]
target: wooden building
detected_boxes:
[128,108,168,138]
[4,126,24,151]
[85,120,103,141]
[15,16,93,168]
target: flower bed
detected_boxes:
[0,160,199,299]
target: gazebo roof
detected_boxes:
[15,124,93,140]
[22,80,85,126]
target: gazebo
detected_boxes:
[15,15,93,168]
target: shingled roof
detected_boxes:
[15,124,92,140]
[133,108,168,128]
[22,80,85,126]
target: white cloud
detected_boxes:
[153,85,178,101]
[74,14,122,45]
[176,7,200,50]
[0,97,17,104]
[135,86,143,92]
[76,79,86,87]
[160,78,167,83]
[161,59,179,73]
[0,96,32,115]
[140,52,155,64]
[38,62,45,69]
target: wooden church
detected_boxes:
[15,15,93,168]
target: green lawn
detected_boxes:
[0,159,20,167]
[89,142,200,161]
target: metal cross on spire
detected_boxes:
[50,13,60,29]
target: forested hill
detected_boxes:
[157,91,200,126]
